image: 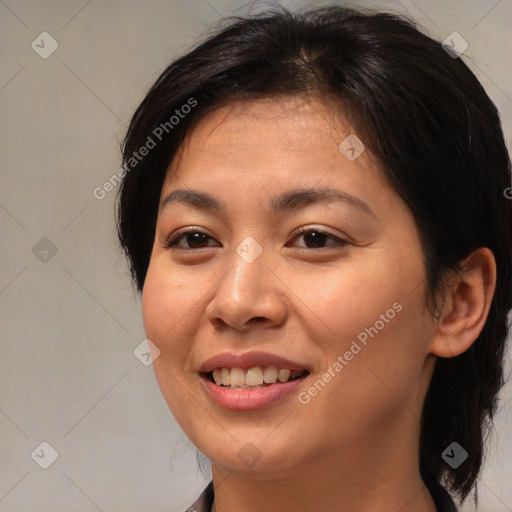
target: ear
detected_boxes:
[428,247,496,358]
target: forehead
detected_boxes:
[157,97,398,223]
[165,96,383,186]
[178,96,351,155]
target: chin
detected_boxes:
[204,434,307,476]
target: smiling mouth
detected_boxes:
[203,366,309,390]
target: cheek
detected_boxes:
[308,259,430,404]
[141,274,167,350]
[329,299,430,423]
[141,267,195,424]
[141,260,188,351]
[308,263,404,346]
[141,264,191,388]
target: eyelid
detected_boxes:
[291,225,347,240]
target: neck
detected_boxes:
[209,420,437,512]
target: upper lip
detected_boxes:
[199,351,309,373]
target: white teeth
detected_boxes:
[230,367,245,386]
[220,368,230,386]
[277,369,291,382]
[245,367,263,386]
[210,366,305,388]
[263,366,278,384]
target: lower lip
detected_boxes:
[200,374,308,410]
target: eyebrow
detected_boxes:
[160,187,375,218]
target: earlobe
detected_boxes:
[428,247,497,358]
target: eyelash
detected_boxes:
[164,226,350,252]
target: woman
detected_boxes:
[116,5,512,511]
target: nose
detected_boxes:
[205,241,288,333]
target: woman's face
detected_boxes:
[142,96,439,478]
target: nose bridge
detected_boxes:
[206,233,285,330]
[224,234,268,299]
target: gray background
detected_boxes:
[0,0,511,511]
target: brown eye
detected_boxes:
[290,228,349,250]
[164,227,349,251]
[166,230,219,249]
